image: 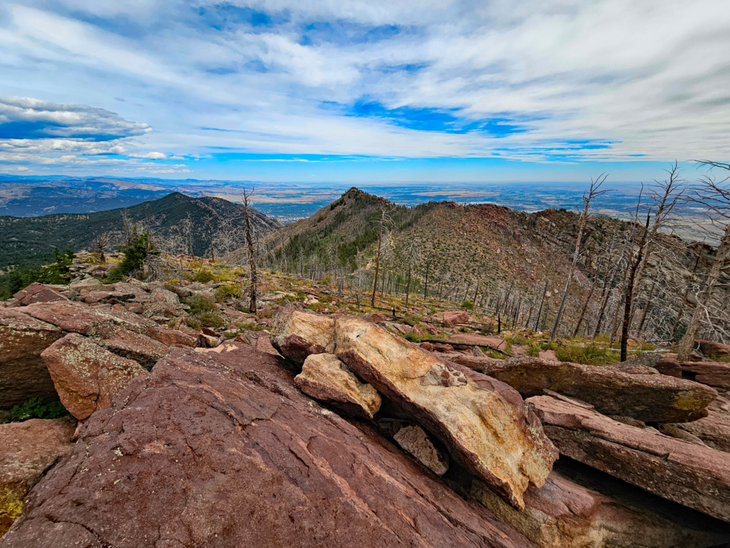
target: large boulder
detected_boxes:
[680,361,730,389]
[0,418,76,536]
[271,309,335,365]
[0,343,533,548]
[40,334,148,420]
[294,353,381,419]
[484,357,716,423]
[335,316,558,510]
[0,309,64,410]
[433,311,470,325]
[528,395,730,522]
[12,283,68,306]
[23,301,155,338]
[97,328,171,370]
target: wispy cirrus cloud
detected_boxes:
[0,0,728,179]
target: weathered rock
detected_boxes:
[447,334,506,349]
[471,459,730,548]
[23,301,155,338]
[40,334,148,420]
[528,395,730,522]
[434,311,470,325]
[538,349,558,362]
[419,341,454,353]
[697,339,730,360]
[393,425,449,476]
[1,343,534,548]
[12,283,68,306]
[147,326,197,347]
[0,309,64,410]
[444,353,498,370]
[270,308,335,365]
[335,316,558,510]
[681,361,730,389]
[83,290,137,305]
[623,353,682,378]
[485,357,716,423]
[0,418,76,537]
[662,395,730,453]
[97,328,171,370]
[150,288,179,306]
[294,353,381,419]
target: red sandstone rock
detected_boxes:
[663,395,730,453]
[97,328,171,370]
[528,395,730,522]
[681,361,730,389]
[485,357,716,423]
[40,334,148,420]
[23,301,155,337]
[270,308,335,365]
[0,418,76,536]
[447,333,506,349]
[697,340,730,360]
[0,343,533,548]
[0,309,64,410]
[12,283,68,306]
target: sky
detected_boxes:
[0,0,729,183]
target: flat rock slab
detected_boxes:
[0,309,64,410]
[528,395,730,523]
[335,316,558,510]
[294,353,381,419]
[447,334,506,349]
[12,283,68,306]
[23,302,155,338]
[97,328,171,370]
[393,425,449,476]
[681,361,730,390]
[1,343,534,548]
[698,340,730,360]
[485,357,716,423]
[41,334,149,420]
[663,395,730,453]
[0,418,76,536]
[471,461,730,548]
[271,308,335,365]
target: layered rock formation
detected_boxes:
[0,344,533,548]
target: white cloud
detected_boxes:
[0,0,729,168]
[129,151,166,159]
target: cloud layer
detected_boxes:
[0,0,729,175]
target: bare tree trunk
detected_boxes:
[535,282,548,331]
[636,276,657,336]
[572,284,596,338]
[242,190,257,314]
[672,251,702,340]
[552,174,608,339]
[371,211,385,308]
[677,222,730,360]
[621,213,651,361]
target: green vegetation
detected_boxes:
[106,229,156,282]
[215,283,243,302]
[0,248,75,300]
[193,270,215,283]
[7,398,68,422]
[555,343,620,365]
[184,294,225,329]
[461,300,475,310]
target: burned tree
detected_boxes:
[242,189,258,314]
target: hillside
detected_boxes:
[0,192,283,271]
[228,187,726,343]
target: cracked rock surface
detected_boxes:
[0,342,533,548]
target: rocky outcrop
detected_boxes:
[270,308,335,365]
[335,316,558,510]
[40,334,149,420]
[23,301,154,338]
[471,459,730,548]
[0,418,76,536]
[447,334,506,349]
[97,328,171,370]
[484,357,716,423]
[661,395,730,452]
[294,353,381,419]
[680,361,730,389]
[528,394,730,522]
[0,343,533,548]
[432,311,470,326]
[12,283,68,306]
[0,309,64,410]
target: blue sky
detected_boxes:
[0,0,729,183]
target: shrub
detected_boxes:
[215,284,242,303]
[555,344,620,365]
[461,300,474,310]
[8,398,68,422]
[196,311,226,329]
[526,343,540,357]
[107,229,156,282]
[185,294,218,315]
[193,269,215,283]
[404,332,421,343]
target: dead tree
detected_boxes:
[404,239,421,308]
[242,189,258,314]
[371,208,392,308]
[677,162,730,360]
[551,174,609,340]
[620,212,651,361]
[93,232,111,263]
